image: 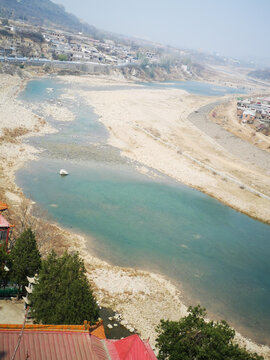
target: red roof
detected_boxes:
[0,331,157,360]
[107,334,157,360]
[0,214,9,228]
[0,330,108,360]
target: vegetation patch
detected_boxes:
[156,305,263,360]
[0,127,30,144]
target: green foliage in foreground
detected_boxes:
[11,228,41,295]
[0,246,12,287]
[156,305,263,360]
[31,251,99,325]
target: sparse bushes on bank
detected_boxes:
[0,246,12,287]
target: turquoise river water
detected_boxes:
[16,78,270,345]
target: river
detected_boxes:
[16,78,270,345]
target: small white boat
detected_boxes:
[59,169,69,176]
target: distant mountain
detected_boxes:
[0,0,102,38]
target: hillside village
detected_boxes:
[237,96,270,136]
[0,17,193,74]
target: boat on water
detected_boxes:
[46,88,54,93]
[59,169,69,176]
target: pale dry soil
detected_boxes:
[0,300,25,324]
[0,73,269,358]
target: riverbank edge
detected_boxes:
[1,72,270,358]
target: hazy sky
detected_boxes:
[53,0,270,60]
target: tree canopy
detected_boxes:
[31,251,99,325]
[11,228,41,295]
[0,246,12,287]
[1,18,9,26]
[155,305,263,360]
[58,53,68,61]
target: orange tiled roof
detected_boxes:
[90,322,106,340]
[0,320,106,339]
[0,202,8,211]
[0,324,86,332]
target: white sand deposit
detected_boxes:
[41,103,76,122]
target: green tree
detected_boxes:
[11,228,41,296]
[156,305,263,360]
[51,51,58,60]
[31,251,99,325]
[137,53,149,69]
[0,246,12,287]
[1,18,9,26]
[159,56,175,72]
[58,53,68,61]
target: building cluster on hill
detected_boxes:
[237,96,270,135]
[0,17,180,68]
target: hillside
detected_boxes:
[0,0,101,38]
